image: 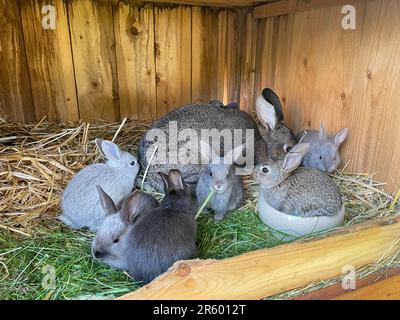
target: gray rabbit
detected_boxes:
[60,139,140,232]
[138,89,295,193]
[296,123,348,173]
[126,169,198,284]
[196,140,245,221]
[91,187,159,270]
[255,143,342,217]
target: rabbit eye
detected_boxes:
[209,172,213,177]
[334,157,337,161]
[319,156,322,160]
[130,160,136,166]
[262,167,269,174]
[113,238,119,244]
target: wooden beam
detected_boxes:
[293,268,400,300]
[254,0,372,19]
[334,274,400,300]
[144,0,274,8]
[119,217,400,300]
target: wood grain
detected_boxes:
[20,0,79,122]
[155,5,192,117]
[293,268,400,300]
[68,0,120,122]
[119,217,400,300]
[239,10,258,112]
[0,0,35,122]
[254,0,372,19]
[334,274,400,300]
[144,0,273,8]
[114,2,157,120]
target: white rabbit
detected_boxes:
[60,139,140,232]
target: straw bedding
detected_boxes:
[0,117,399,299]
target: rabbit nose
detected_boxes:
[94,250,103,259]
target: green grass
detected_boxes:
[0,209,284,300]
[0,226,139,300]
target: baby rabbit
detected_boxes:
[92,187,159,270]
[255,143,342,217]
[296,124,348,173]
[196,140,245,222]
[60,139,140,232]
[126,169,198,284]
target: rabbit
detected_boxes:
[138,88,295,193]
[196,140,245,222]
[126,169,198,284]
[91,187,159,270]
[295,123,348,173]
[60,138,140,232]
[256,88,296,156]
[255,143,342,217]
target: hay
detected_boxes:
[0,118,400,299]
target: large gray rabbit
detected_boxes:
[60,139,140,232]
[91,187,159,270]
[138,89,295,193]
[126,170,198,284]
[255,143,342,217]
[296,123,348,173]
[196,140,245,222]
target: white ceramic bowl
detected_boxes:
[257,195,345,240]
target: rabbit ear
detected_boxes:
[282,143,310,173]
[120,192,157,224]
[95,138,106,157]
[335,128,348,147]
[199,140,219,164]
[256,96,278,131]
[319,123,326,141]
[167,169,185,191]
[224,143,246,165]
[97,185,117,216]
[261,88,284,122]
[290,143,310,156]
[100,141,121,161]
[158,172,169,193]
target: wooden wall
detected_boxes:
[251,0,400,193]
[1,0,399,193]
[0,0,250,122]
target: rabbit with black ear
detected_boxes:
[92,187,159,270]
[60,139,140,232]
[296,123,348,173]
[196,140,245,222]
[256,88,296,156]
[126,169,197,284]
[255,143,342,217]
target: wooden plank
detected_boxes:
[253,16,279,96]
[68,0,120,122]
[334,274,400,300]
[254,0,372,19]
[20,0,79,122]
[239,10,257,112]
[155,5,192,117]
[145,0,273,8]
[254,0,295,18]
[114,2,157,120]
[0,0,35,122]
[293,268,400,300]
[119,217,400,300]
[223,9,245,104]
